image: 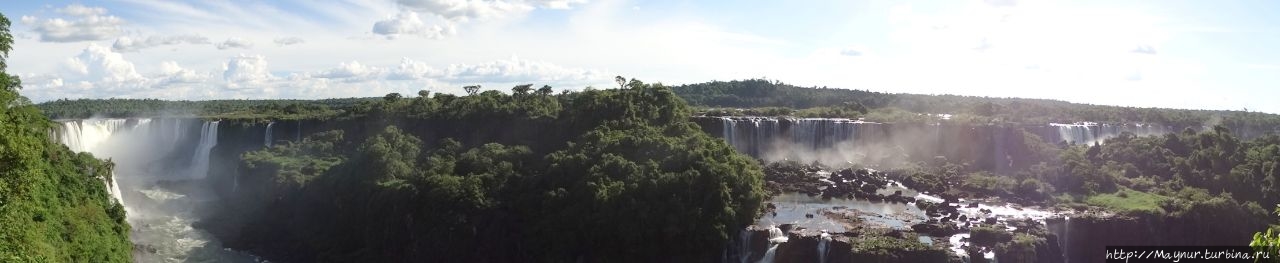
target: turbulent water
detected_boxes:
[53,118,263,263]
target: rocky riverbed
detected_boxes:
[736,164,1080,263]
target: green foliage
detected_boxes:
[0,12,131,262]
[241,130,346,190]
[1084,187,1169,214]
[235,80,765,262]
[960,172,1018,198]
[676,79,1280,127]
[969,226,1013,247]
[994,234,1045,263]
[850,234,950,262]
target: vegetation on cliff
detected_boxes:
[232,80,765,262]
[0,13,132,262]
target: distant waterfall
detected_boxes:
[759,226,788,263]
[264,122,275,147]
[817,232,832,263]
[1052,123,1170,145]
[189,121,219,179]
[719,117,875,158]
[1064,217,1071,263]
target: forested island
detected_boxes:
[7,11,1280,263]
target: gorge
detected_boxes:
[45,112,1277,262]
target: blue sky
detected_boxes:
[1,0,1278,113]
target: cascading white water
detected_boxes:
[53,118,262,262]
[1052,122,1172,145]
[720,117,875,159]
[59,119,129,153]
[758,225,788,263]
[189,121,219,179]
[1064,216,1071,263]
[56,119,132,208]
[817,232,832,263]
[264,122,275,147]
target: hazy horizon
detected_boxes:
[3,0,1278,113]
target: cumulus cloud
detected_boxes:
[273,37,305,46]
[314,61,380,80]
[216,38,255,50]
[157,61,209,84]
[223,54,272,85]
[21,4,125,42]
[373,12,454,38]
[63,43,143,82]
[112,35,211,52]
[388,57,438,80]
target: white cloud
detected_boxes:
[532,0,589,10]
[375,0,585,39]
[839,46,867,57]
[216,38,255,50]
[314,61,380,80]
[157,61,210,84]
[372,11,454,38]
[21,4,125,42]
[441,56,609,85]
[63,44,143,82]
[223,54,273,85]
[388,57,438,80]
[113,35,212,52]
[395,0,536,21]
[273,37,305,46]
[1131,45,1157,54]
[58,4,110,16]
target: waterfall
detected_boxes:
[817,232,832,263]
[296,121,302,141]
[59,119,129,153]
[264,122,275,147]
[54,119,132,207]
[758,225,788,263]
[718,117,871,159]
[739,228,753,263]
[1064,216,1071,263]
[1052,122,1173,145]
[189,121,219,179]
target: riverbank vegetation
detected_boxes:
[0,13,132,262]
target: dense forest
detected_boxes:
[0,14,132,262]
[223,81,766,261]
[676,79,1280,129]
